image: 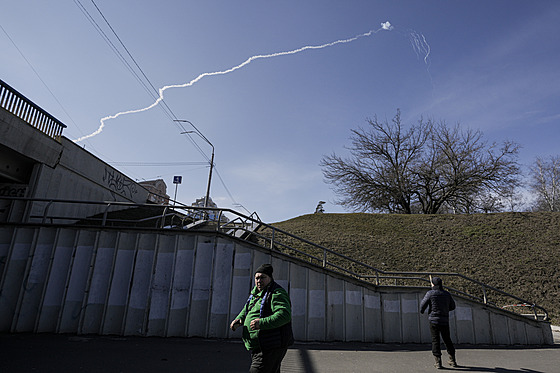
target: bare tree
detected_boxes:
[529,156,560,212]
[320,110,427,213]
[320,110,521,214]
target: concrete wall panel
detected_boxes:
[289,262,308,341]
[81,231,117,334]
[167,234,195,337]
[270,257,290,291]
[14,227,56,332]
[472,307,491,344]
[0,226,15,281]
[345,283,363,341]
[252,251,271,273]
[123,234,156,336]
[525,323,545,345]
[101,233,136,335]
[490,313,511,345]
[147,235,176,336]
[382,293,402,343]
[59,230,96,333]
[417,292,431,344]
[0,227,34,331]
[36,229,76,332]
[188,238,215,337]
[401,293,420,343]
[454,305,475,344]
[448,309,458,343]
[228,248,252,339]
[542,323,554,345]
[208,240,234,338]
[364,289,382,342]
[326,276,344,341]
[508,318,528,345]
[307,270,326,341]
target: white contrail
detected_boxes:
[408,30,433,91]
[74,22,393,142]
[409,31,431,66]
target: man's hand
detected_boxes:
[230,319,242,331]
[250,318,260,330]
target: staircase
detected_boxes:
[0,199,553,344]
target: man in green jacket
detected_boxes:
[230,263,294,373]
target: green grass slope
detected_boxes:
[271,212,560,324]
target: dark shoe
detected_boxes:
[448,354,458,367]
[434,356,443,369]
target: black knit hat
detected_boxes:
[432,277,443,287]
[255,263,273,278]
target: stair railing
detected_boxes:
[0,196,549,321]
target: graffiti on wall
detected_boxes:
[0,184,27,197]
[103,168,138,199]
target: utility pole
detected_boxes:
[174,120,214,208]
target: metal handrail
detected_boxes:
[0,78,66,141]
[217,217,550,321]
[0,196,548,321]
[1,196,221,228]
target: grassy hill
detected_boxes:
[270,212,560,324]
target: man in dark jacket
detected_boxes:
[230,264,294,373]
[420,276,458,369]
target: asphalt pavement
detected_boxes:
[1,330,559,373]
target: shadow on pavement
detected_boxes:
[0,333,557,373]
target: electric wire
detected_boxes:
[0,23,101,154]
[75,1,205,160]
[80,0,210,163]
[74,1,162,112]
[88,0,177,122]
[75,1,246,211]
[111,161,208,167]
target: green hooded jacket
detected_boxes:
[235,281,292,351]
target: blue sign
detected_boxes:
[173,176,182,184]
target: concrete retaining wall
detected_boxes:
[0,225,553,345]
[1,109,149,223]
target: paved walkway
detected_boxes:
[1,332,559,373]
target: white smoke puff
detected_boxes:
[381,21,393,31]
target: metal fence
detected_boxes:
[0,78,66,141]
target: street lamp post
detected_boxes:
[174,120,214,209]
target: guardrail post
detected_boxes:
[322,249,327,268]
[531,305,538,320]
[217,210,223,231]
[270,228,275,250]
[160,206,168,228]
[42,201,53,224]
[102,203,112,226]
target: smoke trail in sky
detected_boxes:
[74,22,393,142]
[409,31,431,67]
[410,30,434,91]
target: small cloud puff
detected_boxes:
[381,21,393,31]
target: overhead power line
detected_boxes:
[73,1,247,211]
[0,23,101,153]
[74,0,211,162]
[110,161,208,167]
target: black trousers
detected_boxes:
[249,347,288,373]
[429,322,455,357]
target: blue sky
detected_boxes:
[2,1,560,222]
